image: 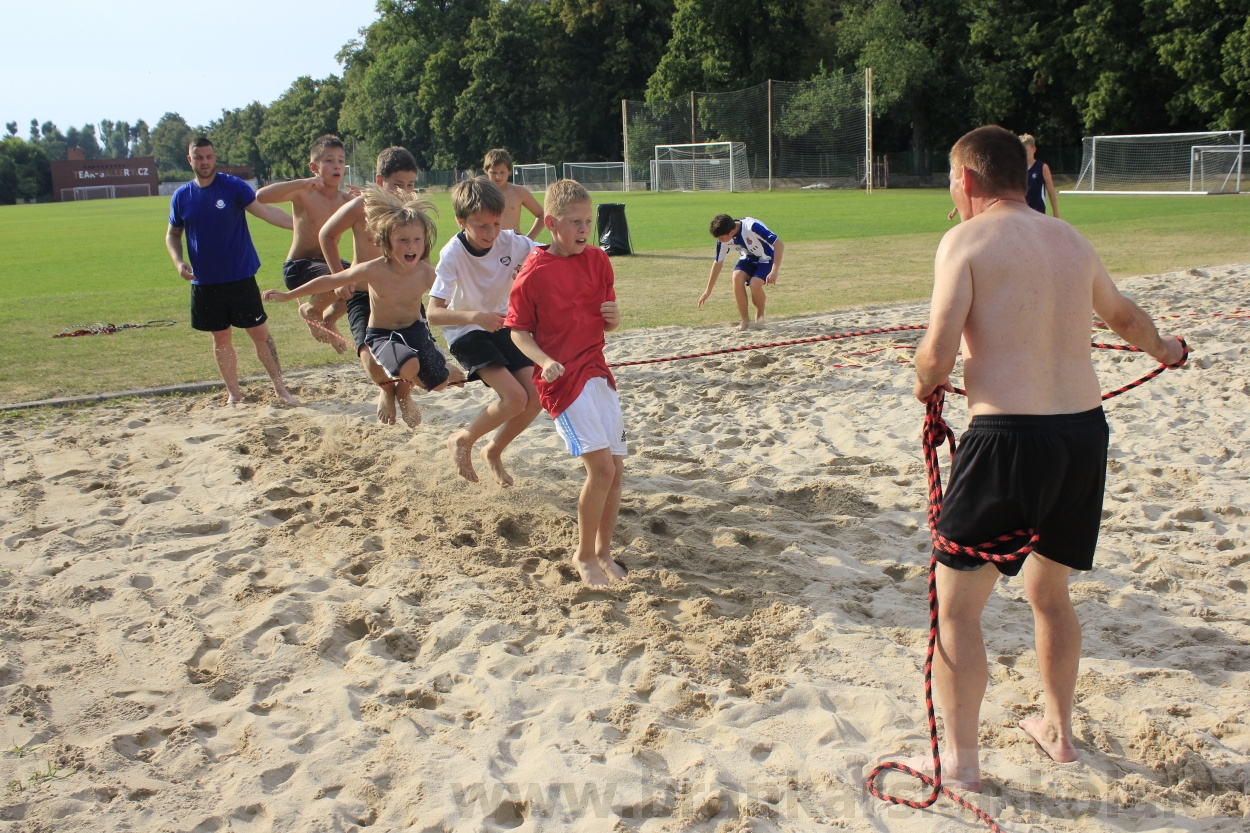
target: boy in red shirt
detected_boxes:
[507,180,626,588]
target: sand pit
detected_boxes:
[0,264,1246,832]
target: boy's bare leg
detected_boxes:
[749,279,767,327]
[394,358,424,428]
[480,369,542,488]
[244,324,300,405]
[1019,553,1082,763]
[930,561,999,792]
[299,290,347,353]
[359,348,398,424]
[594,455,627,582]
[732,271,751,331]
[573,448,618,587]
[210,328,244,405]
[446,366,534,485]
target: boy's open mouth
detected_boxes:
[403,253,418,263]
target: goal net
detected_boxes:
[653,142,753,192]
[512,164,557,191]
[1066,131,1244,194]
[563,162,627,191]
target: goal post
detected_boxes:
[1065,131,1245,194]
[512,163,557,191]
[562,162,627,191]
[652,142,753,192]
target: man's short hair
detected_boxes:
[188,136,214,155]
[483,148,513,171]
[451,176,506,220]
[1019,133,1037,149]
[376,146,418,179]
[709,214,736,237]
[310,134,345,161]
[363,185,438,261]
[544,179,590,219]
[950,126,1027,196]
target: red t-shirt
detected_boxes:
[505,245,616,417]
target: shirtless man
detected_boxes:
[256,135,356,351]
[483,148,545,239]
[909,125,1184,792]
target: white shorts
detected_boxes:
[553,377,626,457]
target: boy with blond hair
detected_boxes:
[483,148,545,240]
[507,180,626,588]
[264,188,454,428]
[319,146,430,425]
[257,134,356,351]
[427,177,543,487]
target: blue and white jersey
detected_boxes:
[714,217,778,263]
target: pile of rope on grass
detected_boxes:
[53,320,177,339]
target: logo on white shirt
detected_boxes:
[215,199,226,209]
[500,256,511,265]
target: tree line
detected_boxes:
[3,0,1247,203]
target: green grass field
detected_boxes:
[1,189,1247,405]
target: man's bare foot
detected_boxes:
[300,303,347,353]
[274,386,300,406]
[447,431,478,482]
[752,317,766,329]
[480,441,513,487]
[225,390,243,406]
[598,556,628,583]
[897,754,981,793]
[737,320,751,332]
[397,388,422,428]
[1019,717,1080,763]
[573,555,610,588]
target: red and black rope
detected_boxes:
[865,337,1189,831]
[53,320,177,338]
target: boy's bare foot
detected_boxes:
[376,387,397,424]
[897,754,981,793]
[397,388,422,428]
[300,303,347,353]
[737,320,751,332]
[1019,717,1080,763]
[599,556,628,583]
[447,431,478,482]
[573,554,610,588]
[480,440,513,487]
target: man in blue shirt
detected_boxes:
[698,214,786,330]
[166,137,299,405]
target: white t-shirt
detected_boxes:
[430,229,539,347]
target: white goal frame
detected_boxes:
[1064,131,1244,195]
[512,163,557,191]
[652,142,753,192]
[562,162,627,191]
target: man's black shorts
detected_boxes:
[282,258,350,290]
[191,277,267,332]
[934,407,1109,576]
[448,328,533,384]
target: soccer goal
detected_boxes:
[512,164,557,191]
[652,142,753,192]
[563,162,627,191]
[1065,131,1245,194]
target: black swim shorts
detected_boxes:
[934,407,1109,576]
[365,320,450,391]
[346,290,371,354]
[191,276,267,332]
[282,258,351,290]
[448,327,533,384]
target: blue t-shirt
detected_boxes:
[168,173,261,285]
[713,217,778,263]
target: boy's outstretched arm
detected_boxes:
[262,265,365,303]
[426,297,506,331]
[320,197,363,297]
[255,177,323,204]
[766,240,784,284]
[245,200,294,230]
[698,261,724,306]
[511,329,564,382]
[520,189,545,240]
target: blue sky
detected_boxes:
[4,0,380,133]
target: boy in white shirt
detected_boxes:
[427,177,542,487]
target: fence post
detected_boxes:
[767,79,774,191]
[865,68,874,194]
[621,99,630,192]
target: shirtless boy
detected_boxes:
[256,135,356,352]
[483,148,545,240]
[264,187,454,427]
[908,125,1185,791]
[319,146,434,425]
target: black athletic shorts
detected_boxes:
[282,258,350,290]
[448,328,533,384]
[191,277,267,332]
[934,407,1109,576]
[346,290,371,354]
[365,320,449,391]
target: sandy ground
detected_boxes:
[0,264,1247,833]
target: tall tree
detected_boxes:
[1153,0,1250,130]
[5,122,16,137]
[151,112,196,176]
[0,137,52,203]
[257,76,345,179]
[209,103,269,179]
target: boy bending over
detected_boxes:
[699,214,785,331]
[507,180,627,588]
[264,188,455,427]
